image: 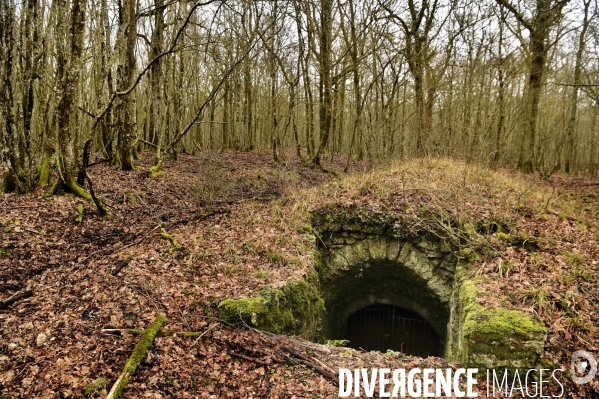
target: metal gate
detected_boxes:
[346,304,440,357]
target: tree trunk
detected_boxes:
[497,0,570,173]
[0,0,25,192]
[520,27,546,173]
[564,0,590,174]
[311,0,333,167]
[116,0,136,170]
[149,0,164,158]
[56,0,86,184]
[493,5,506,169]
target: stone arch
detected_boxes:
[318,233,457,354]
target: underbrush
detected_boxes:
[193,158,301,210]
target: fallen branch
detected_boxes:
[111,255,133,276]
[282,352,336,381]
[160,228,184,251]
[138,138,158,148]
[101,327,211,338]
[0,291,33,309]
[545,208,586,224]
[106,314,166,399]
[226,327,337,382]
[102,323,337,383]
[80,225,160,263]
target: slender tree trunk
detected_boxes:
[493,6,506,168]
[590,103,598,177]
[344,0,363,169]
[57,0,86,183]
[424,85,435,152]
[0,0,25,192]
[413,64,425,155]
[243,58,254,151]
[102,0,114,158]
[150,0,164,153]
[311,0,333,167]
[565,0,590,173]
[222,78,230,151]
[520,27,547,173]
[270,55,279,163]
[116,0,136,170]
[20,0,39,168]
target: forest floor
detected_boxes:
[0,152,598,398]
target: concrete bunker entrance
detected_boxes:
[346,304,441,357]
[220,218,548,370]
[318,234,457,357]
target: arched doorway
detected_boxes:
[346,304,440,357]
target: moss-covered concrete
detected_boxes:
[218,273,325,340]
[450,278,547,372]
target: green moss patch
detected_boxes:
[218,273,325,339]
[160,228,185,251]
[83,377,107,397]
[311,205,395,235]
[76,204,84,223]
[463,306,547,341]
[147,162,165,178]
[459,279,547,371]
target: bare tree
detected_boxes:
[496,0,571,173]
[565,0,596,173]
[311,0,334,168]
[115,0,137,170]
[0,0,23,192]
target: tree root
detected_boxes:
[302,159,339,176]
[1,168,27,193]
[106,314,166,399]
[147,158,164,178]
[46,177,107,217]
[85,174,108,216]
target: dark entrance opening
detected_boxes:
[346,304,440,357]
